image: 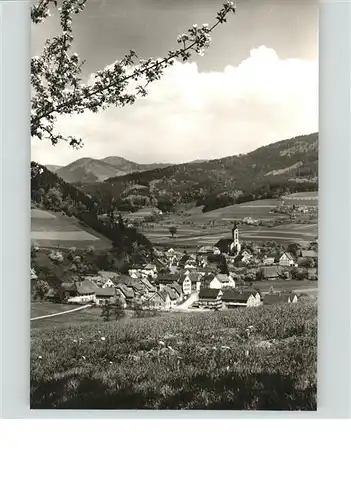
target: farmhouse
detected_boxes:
[279,252,296,267]
[143,290,171,311]
[263,293,298,306]
[221,290,257,308]
[196,288,223,310]
[261,266,281,280]
[115,283,134,303]
[95,287,116,306]
[209,274,235,290]
[66,279,98,304]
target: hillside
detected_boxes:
[81,133,318,213]
[55,156,172,184]
[31,162,154,258]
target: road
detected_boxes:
[30,304,92,321]
[174,292,199,311]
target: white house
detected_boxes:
[179,272,192,296]
[95,287,116,306]
[263,254,275,265]
[209,274,235,290]
[279,252,296,267]
[66,280,97,304]
[241,250,253,264]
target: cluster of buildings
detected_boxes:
[31,222,314,312]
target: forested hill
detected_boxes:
[80,133,318,213]
[30,162,153,258]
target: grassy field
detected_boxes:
[140,196,318,249]
[30,302,317,410]
[31,209,112,249]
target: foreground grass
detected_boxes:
[31,303,317,410]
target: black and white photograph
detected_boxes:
[30,0,318,410]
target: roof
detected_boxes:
[222,290,253,302]
[188,272,201,283]
[215,238,232,252]
[143,263,156,270]
[95,287,115,297]
[168,282,182,295]
[199,288,221,300]
[76,280,98,295]
[158,289,170,302]
[157,273,180,284]
[198,246,216,254]
[98,271,119,280]
[140,278,157,292]
[263,293,297,305]
[215,274,231,283]
[262,266,280,278]
[163,286,178,301]
[115,283,134,299]
[280,252,295,261]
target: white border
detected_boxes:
[0,0,350,418]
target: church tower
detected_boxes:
[230,222,241,255]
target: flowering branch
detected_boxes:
[31,0,236,148]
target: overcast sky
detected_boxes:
[32,0,319,166]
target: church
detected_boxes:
[215,222,242,256]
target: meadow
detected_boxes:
[31,208,112,249]
[30,302,317,410]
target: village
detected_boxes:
[31,222,318,313]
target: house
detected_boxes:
[279,252,296,267]
[143,290,171,311]
[240,288,262,306]
[263,293,298,306]
[188,272,202,292]
[140,277,157,294]
[168,282,183,303]
[179,272,192,296]
[184,259,197,269]
[195,288,223,310]
[98,270,120,281]
[115,283,135,303]
[156,273,180,289]
[209,274,235,290]
[221,290,256,308]
[241,250,252,264]
[163,286,179,308]
[263,254,276,265]
[66,279,98,304]
[261,266,281,280]
[198,246,219,255]
[142,263,158,279]
[95,287,116,306]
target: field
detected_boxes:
[137,196,318,249]
[30,302,317,410]
[31,208,112,249]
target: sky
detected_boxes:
[31,0,319,166]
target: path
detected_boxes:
[174,292,199,311]
[30,304,92,321]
